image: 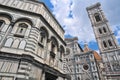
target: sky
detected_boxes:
[40,0,120,53]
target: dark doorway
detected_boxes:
[45,72,58,80]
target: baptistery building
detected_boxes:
[0,0,69,80]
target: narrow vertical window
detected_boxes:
[94,13,101,22]
[108,40,113,46]
[103,41,107,48]
[103,27,107,33]
[99,28,102,34]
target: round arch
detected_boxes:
[0,12,13,22]
[40,26,49,38]
[94,13,101,22]
[14,17,34,27]
[51,36,59,47]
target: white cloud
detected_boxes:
[50,0,96,43]
[50,0,120,49]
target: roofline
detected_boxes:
[0,4,66,46]
[86,2,101,11]
[38,2,65,32]
[21,0,65,32]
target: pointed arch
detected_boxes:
[4,38,14,47]
[19,40,26,49]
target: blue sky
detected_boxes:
[40,0,120,53]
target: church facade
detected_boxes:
[64,37,101,80]
[87,3,120,80]
[0,0,69,80]
[64,37,83,80]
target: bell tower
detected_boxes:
[86,2,119,53]
[87,2,120,79]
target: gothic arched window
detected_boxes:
[108,40,113,46]
[103,41,107,48]
[94,13,101,22]
[99,28,102,34]
[103,27,107,33]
